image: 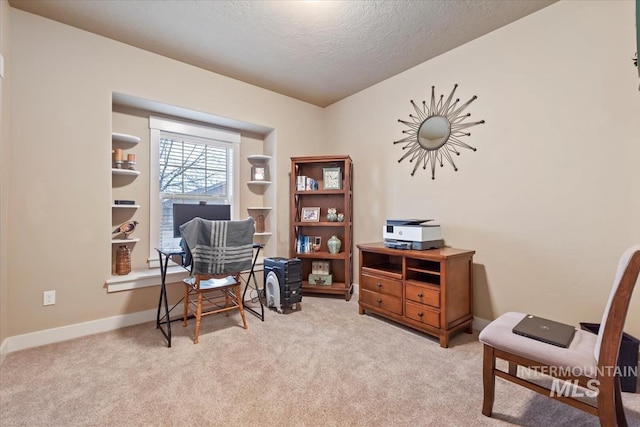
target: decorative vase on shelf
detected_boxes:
[337,213,344,222]
[326,208,338,222]
[116,245,131,275]
[256,214,265,233]
[327,235,341,254]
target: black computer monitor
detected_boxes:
[172,203,231,238]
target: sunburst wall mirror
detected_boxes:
[394,84,485,180]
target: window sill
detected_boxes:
[105,258,265,293]
[105,266,189,293]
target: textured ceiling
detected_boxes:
[9,0,557,107]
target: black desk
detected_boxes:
[155,244,264,347]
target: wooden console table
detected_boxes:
[357,243,475,348]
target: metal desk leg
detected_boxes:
[242,245,264,321]
[156,252,173,347]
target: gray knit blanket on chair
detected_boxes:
[179,217,255,275]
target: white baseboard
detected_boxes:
[0,339,8,365]
[1,308,157,356]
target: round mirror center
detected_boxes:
[417,116,451,150]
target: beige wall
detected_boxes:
[326,0,640,337]
[6,8,324,337]
[0,0,11,348]
[3,0,639,346]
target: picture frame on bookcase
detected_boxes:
[301,207,320,222]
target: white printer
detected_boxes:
[383,219,443,250]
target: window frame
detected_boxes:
[148,116,240,268]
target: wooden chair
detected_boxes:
[479,245,640,426]
[179,217,255,344]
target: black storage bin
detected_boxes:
[580,322,639,393]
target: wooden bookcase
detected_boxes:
[290,156,353,300]
[357,242,475,347]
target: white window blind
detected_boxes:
[149,117,240,263]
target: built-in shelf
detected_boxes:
[112,238,140,244]
[112,129,142,276]
[246,155,272,239]
[247,154,272,162]
[112,168,141,176]
[112,132,141,145]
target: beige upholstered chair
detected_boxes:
[479,245,640,426]
[179,217,255,344]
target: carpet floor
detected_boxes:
[1,295,639,426]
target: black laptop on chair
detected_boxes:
[512,315,576,348]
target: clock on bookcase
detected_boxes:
[322,167,342,190]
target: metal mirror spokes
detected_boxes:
[394,84,485,179]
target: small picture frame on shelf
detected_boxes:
[323,167,342,190]
[251,165,268,181]
[312,236,322,252]
[301,207,320,222]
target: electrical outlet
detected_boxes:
[43,290,56,306]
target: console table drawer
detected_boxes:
[361,289,403,315]
[405,302,440,328]
[361,273,403,298]
[405,283,440,308]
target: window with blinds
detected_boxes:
[149,117,240,257]
[158,131,234,248]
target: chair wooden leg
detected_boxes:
[194,292,203,344]
[597,377,618,427]
[614,377,628,427]
[482,345,496,417]
[236,284,247,329]
[183,284,189,327]
[225,290,230,317]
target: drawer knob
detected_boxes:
[376,282,382,288]
[418,312,423,317]
[417,293,423,298]
[376,298,382,304]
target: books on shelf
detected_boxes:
[295,235,322,254]
[296,176,318,191]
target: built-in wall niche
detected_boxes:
[107,93,277,291]
[246,155,273,238]
[111,131,141,276]
[248,154,271,183]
